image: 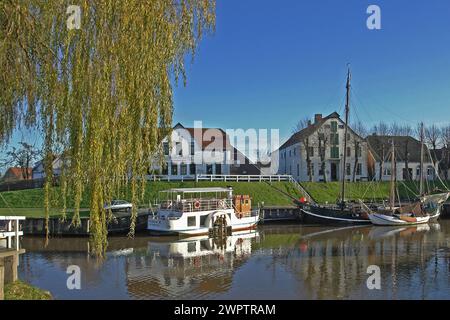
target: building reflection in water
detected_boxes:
[18,222,450,300]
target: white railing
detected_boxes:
[146,174,293,182]
[159,198,233,213]
[0,216,25,251]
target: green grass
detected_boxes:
[1,180,448,218]
[0,181,303,217]
[302,180,450,204]
[4,281,52,300]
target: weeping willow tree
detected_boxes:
[0,1,215,254]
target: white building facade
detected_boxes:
[278,112,369,182]
[150,123,259,179]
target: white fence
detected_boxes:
[0,216,25,251]
[146,174,293,182]
[146,174,316,204]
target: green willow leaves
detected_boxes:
[0,0,215,254]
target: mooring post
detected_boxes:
[0,259,4,300]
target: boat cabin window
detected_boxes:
[187,216,196,227]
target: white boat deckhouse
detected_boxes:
[147,187,260,236]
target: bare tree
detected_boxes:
[292,116,311,134]
[350,121,367,182]
[302,137,313,182]
[371,121,390,136]
[425,124,441,166]
[1,142,41,180]
[440,125,450,179]
[316,126,331,183]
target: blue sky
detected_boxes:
[2,0,450,170]
[173,0,450,142]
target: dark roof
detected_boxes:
[279,111,362,150]
[173,123,232,151]
[367,135,431,163]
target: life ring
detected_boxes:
[194,200,201,209]
[217,200,226,209]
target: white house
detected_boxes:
[278,112,369,182]
[149,123,260,179]
[367,135,436,182]
[32,156,64,179]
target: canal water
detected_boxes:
[18,221,450,300]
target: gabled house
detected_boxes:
[1,167,32,182]
[277,112,368,182]
[149,123,260,179]
[367,135,435,181]
[32,156,64,179]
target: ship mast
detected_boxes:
[390,139,396,212]
[419,122,425,196]
[340,68,351,209]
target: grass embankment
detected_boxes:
[0,181,303,218]
[1,180,448,218]
[4,281,52,300]
[302,180,450,204]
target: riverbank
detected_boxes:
[0,180,449,218]
[0,181,303,217]
[4,280,52,300]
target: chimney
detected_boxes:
[314,114,322,124]
[307,120,312,127]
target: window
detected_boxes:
[187,216,196,227]
[190,141,195,155]
[190,163,196,175]
[309,147,314,157]
[416,167,421,177]
[162,163,168,175]
[297,164,299,176]
[384,168,391,176]
[289,165,292,175]
[357,146,362,157]
[171,164,178,175]
[176,142,182,156]
[206,164,213,174]
[294,148,296,156]
[330,133,339,145]
[331,121,338,132]
[163,142,169,155]
[427,166,434,176]
[188,242,196,252]
[330,147,339,159]
[357,163,362,176]
[346,163,351,176]
[346,147,351,157]
[180,164,187,175]
[215,164,222,175]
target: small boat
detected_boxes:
[365,136,450,226]
[368,212,430,226]
[147,187,260,236]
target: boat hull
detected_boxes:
[148,212,259,236]
[368,213,430,226]
[301,206,372,225]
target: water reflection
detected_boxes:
[18,222,450,300]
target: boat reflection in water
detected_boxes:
[18,222,450,300]
[126,231,259,299]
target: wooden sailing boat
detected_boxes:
[301,68,371,225]
[367,136,449,226]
